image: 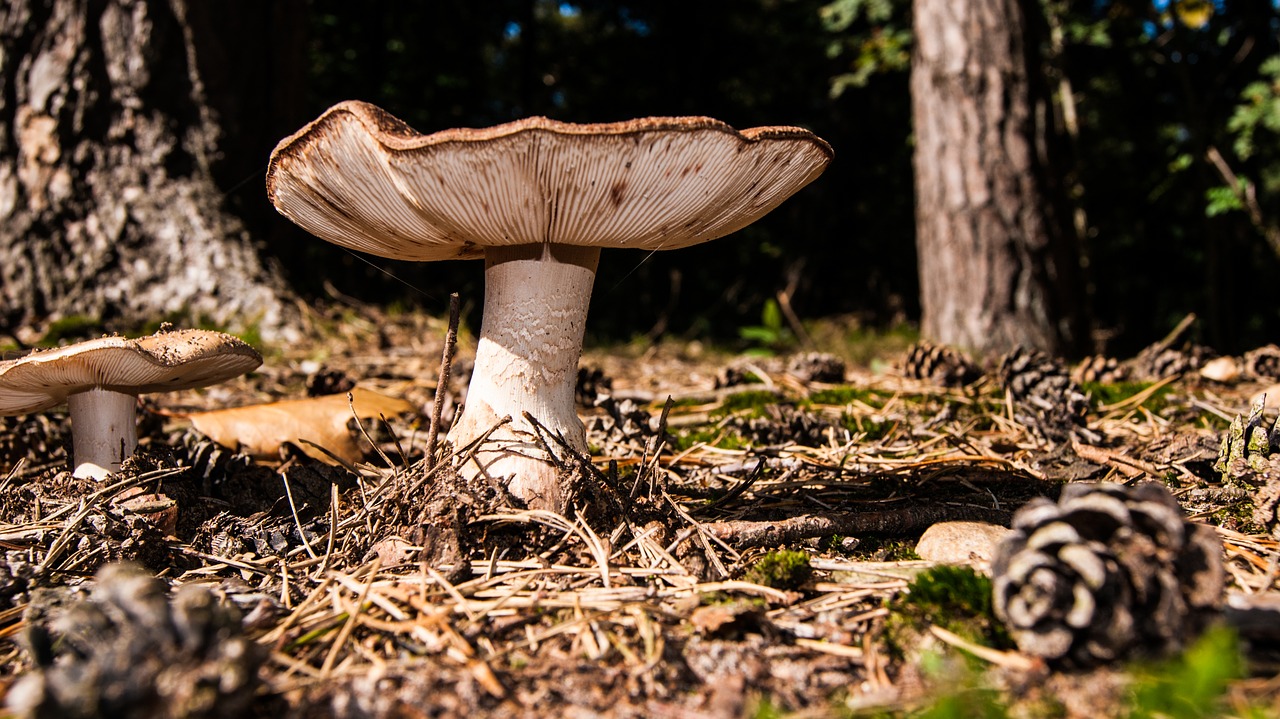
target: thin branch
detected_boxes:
[427,293,461,470]
[1206,144,1280,258]
[703,505,1010,549]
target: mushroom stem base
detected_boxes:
[447,243,600,513]
[68,388,139,480]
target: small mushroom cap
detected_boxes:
[0,329,263,415]
[267,101,833,262]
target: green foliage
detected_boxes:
[738,299,794,355]
[1228,56,1280,169]
[1126,626,1249,719]
[820,0,911,97]
[744,550,813,590]
[1205,184,1246,217]
[913,688,1010,719]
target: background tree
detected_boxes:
[910,0,1088,356]
[0,0,299,342]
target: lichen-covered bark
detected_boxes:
[0,0,295,341]
[911,0,1086,357]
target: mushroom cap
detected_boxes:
[0,329,263,415]
[266,101,833,262]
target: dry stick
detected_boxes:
[426,293,461,471]
[1149,312,1197,355]
[693,456,766,515]
[704,504,1010,550]
[776,260,814,349]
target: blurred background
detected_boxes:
[4,0,1280,356]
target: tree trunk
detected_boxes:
[911,0,1087,357]
[0,0,296,342]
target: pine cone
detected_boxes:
[1214,395,1279,482]
[1071,355,1129,385]
[575,366,613,407]
[992,482,1224,667]
[8,563,262,719]
[901,341,981,387]
[786,352,846,383]
[731,404,839,447]
[998,347,1092,442]
[1244,345,1280,381]
[1130,345,1209,382]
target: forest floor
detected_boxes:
[1,301,1279,718]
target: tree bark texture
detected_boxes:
[911,0,1086,357]
[0,0,295,341]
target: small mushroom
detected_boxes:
[267,102,832,512]
[0,329,262,479]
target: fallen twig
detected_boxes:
[703,505,1010,549]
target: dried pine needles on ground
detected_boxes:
[2,307,1280,717]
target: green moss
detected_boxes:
[672,426,748,451]
[847,537,921,562]
[807,386,894,407]
[743,550,812,590]
[1081,380,1174,412]
[886,565,1010,659]
[839,413,896,441]
[711,390,784,419]
[39,315,105,346]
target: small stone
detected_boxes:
[1250,385,1280,414]
[916,521,1010,564]
[1198,356,1240,383]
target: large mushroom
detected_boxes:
[0,329,262,479]
[267,101,832,512]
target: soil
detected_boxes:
[1,302,1278,718]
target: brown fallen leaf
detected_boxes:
[185,387,416,464]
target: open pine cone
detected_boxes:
[1071,355,1129,385]
[8,563,262,719]
[901,341,981,387]
[992,482,1224,667]
[1244,345,1280,381]
[998,347,1093,443]
[1130,345,1209,382]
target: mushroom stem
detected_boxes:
[446,243,601,512]
[67,387,139,480]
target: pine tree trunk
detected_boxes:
[0,0,296,342]
[911,0,1087,357]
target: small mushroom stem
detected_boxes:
[446,243,601,512]
[67,388,139,480]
